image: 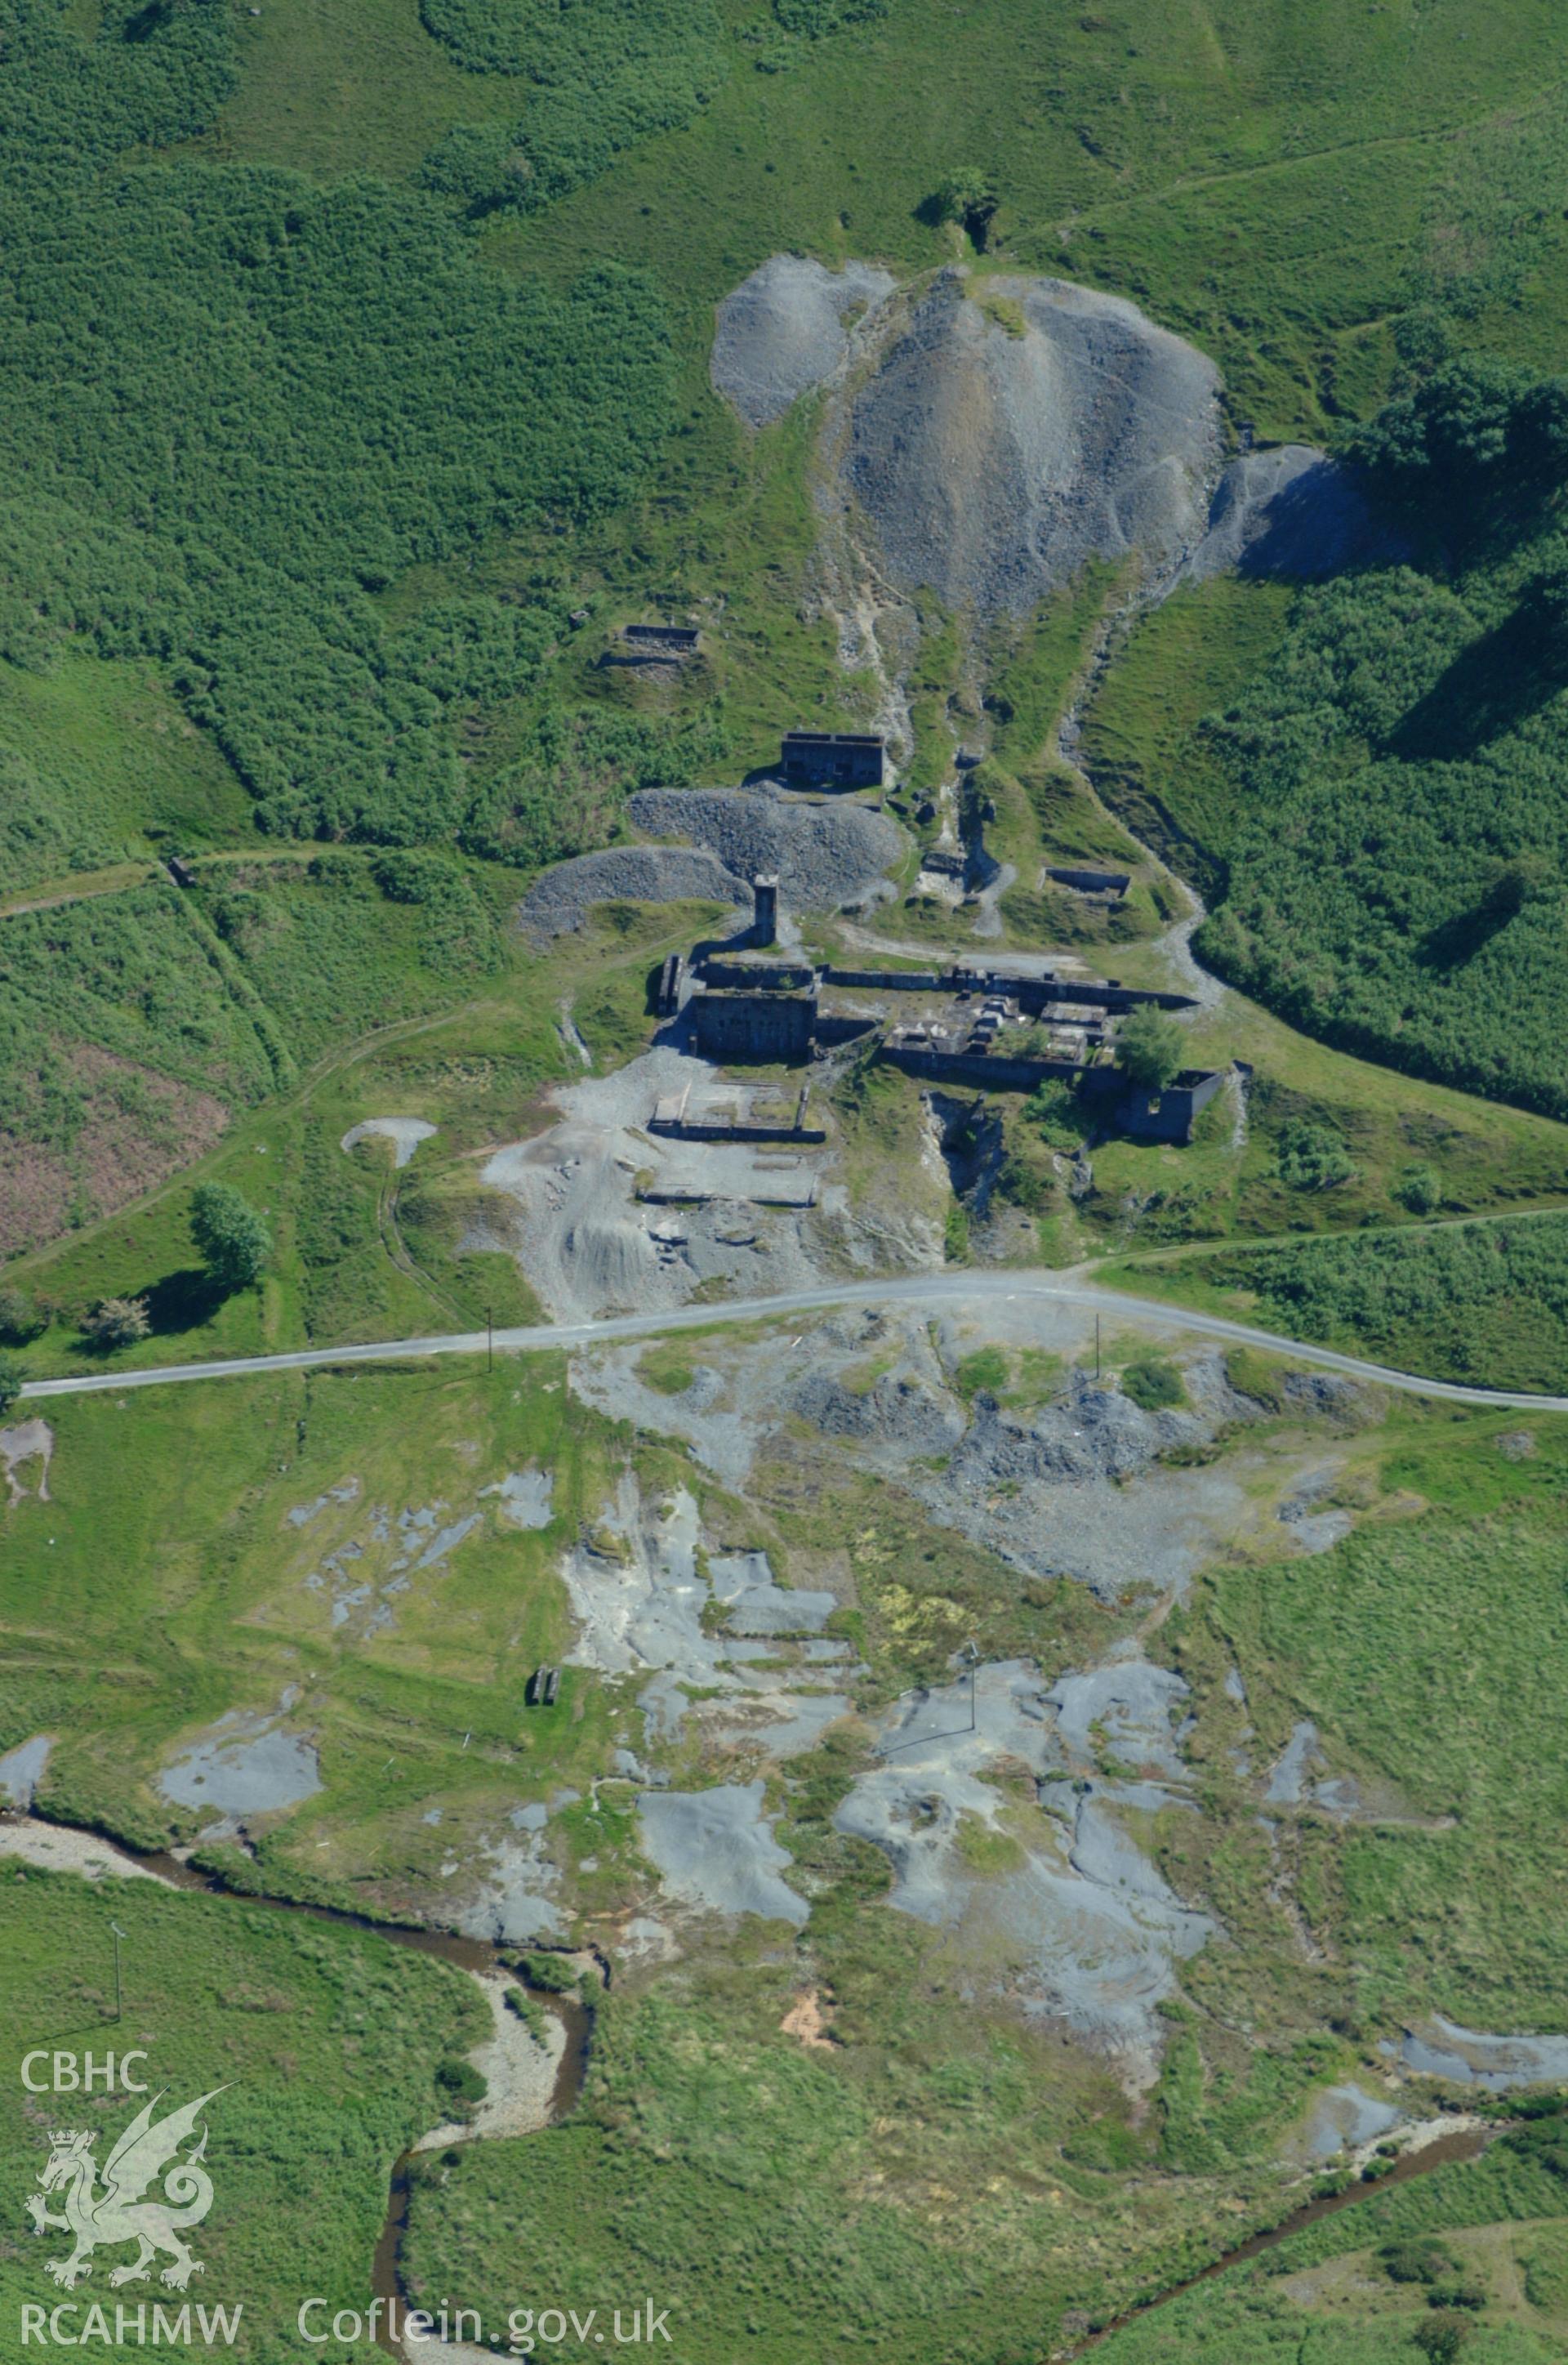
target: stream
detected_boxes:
[2,1812,595,2363]
[1074,2124,1499,2355]
[5,1810,1515,2360]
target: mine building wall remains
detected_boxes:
[623,622,699,651]
[879,1045,1086,1094]
[781,730,886,788]
[1079,1064,1227,1141]
[822,967,945,991]
[688,985,817,1063]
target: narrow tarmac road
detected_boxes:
[18,1270,1568,1412]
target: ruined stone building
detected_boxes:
[781,730,886,788]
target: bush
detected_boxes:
[1276,1120,1355,1192]
[0,1351,23,1419]
[1413,2315,1472,2363]
[82,1296,151,1350]
[1382,2239,1456,2286]
[1120,1356,1184,1412]
[519,1951,580,1993]
[0,1287,46,1345]
[1025,1078,1084,1152]
[1427,2280,1487,2312]
[773,0,886,29]
[933,167,999,248]
[190,1184,272,1292]
[434,2056,488,2111]
[1396,1164,1441,1215]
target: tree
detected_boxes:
[0,1352,23,1420]
[1414,2316,1471,2365]
[82,1296,151,1350]
[1396,1163,1441,1216]
[1518,538,1568,631]
[1482,851,1557,918]
[190,1183,272,1292]
[0,1286,46,1345]
[933,167,999,249]
[1116,1006,1185,1095]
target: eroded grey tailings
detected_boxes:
[844,270,1221,613]
[711,255,895,428]
[835,1654,1215,2082]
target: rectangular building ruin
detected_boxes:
[688,980,817,1063]
[622,622,699,653]
[781,730,886,788]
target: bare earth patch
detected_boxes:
[0,1417,53,1506]
[781,1988,836,2050]
[0,1042,229,1253]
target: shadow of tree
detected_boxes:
[1414,903,1512,972]
[1391,608,1568,761]
[141,1267,226,1335]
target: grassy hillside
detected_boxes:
[1085,341,1568,1123]
[0,857,510,1256]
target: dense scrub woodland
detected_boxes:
[1092,337,1568,1119]
[1125,1212,1568,1395]
[0,0,678,850]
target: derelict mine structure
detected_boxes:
[657,877,1229,1146]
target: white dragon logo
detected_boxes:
[27,2089,227,2292]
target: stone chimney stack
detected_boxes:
[752,873,779,946]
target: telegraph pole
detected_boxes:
[487,1306,493,1374]
[109,1923,126,2024]
[1095,1314,1101,1381]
